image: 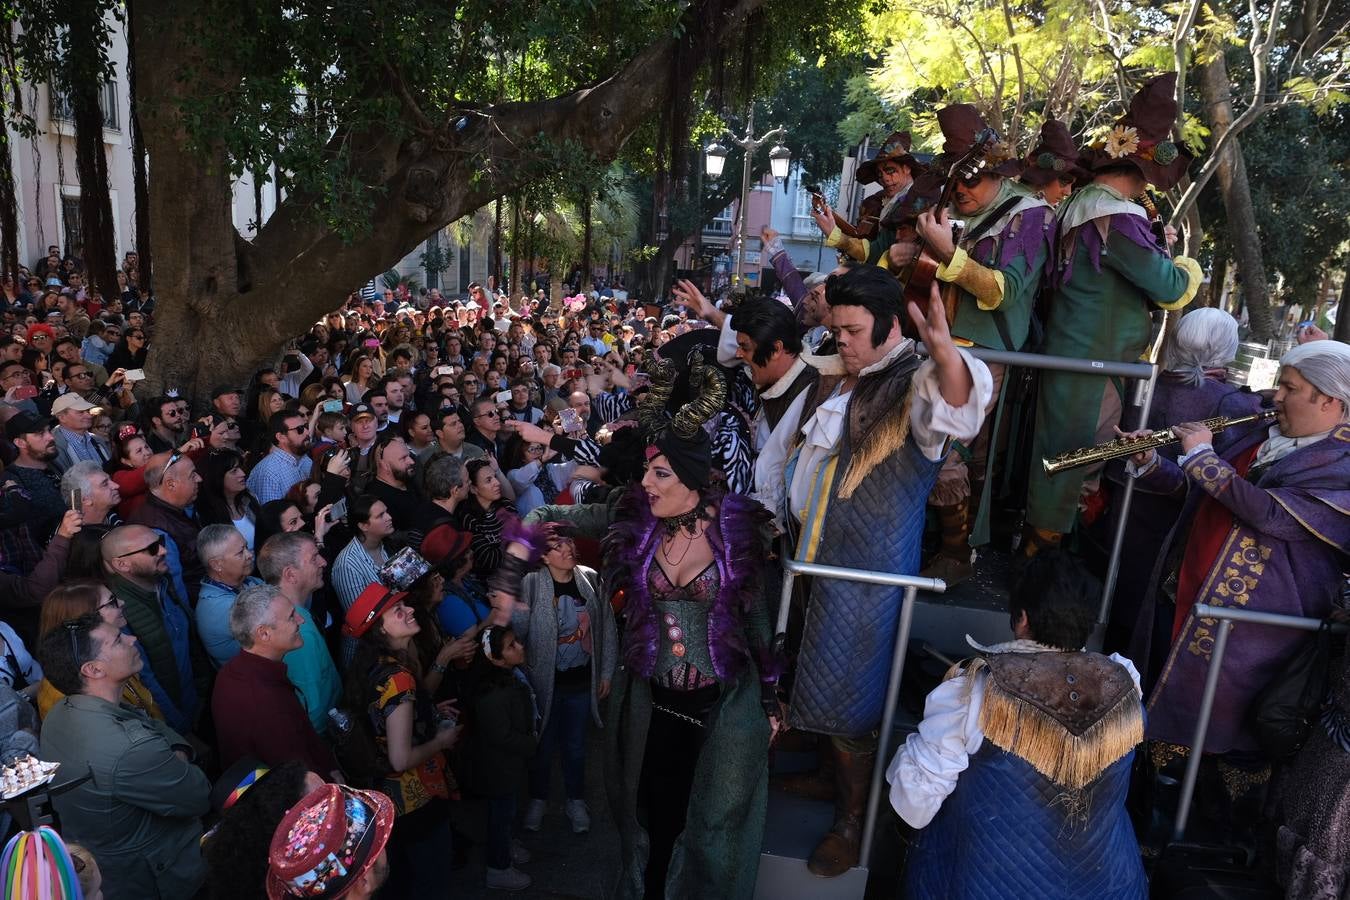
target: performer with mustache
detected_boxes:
[831,131,921,242]
[1122,339,1350,842]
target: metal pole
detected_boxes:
[1098,360,1160,625]
[1172,617,1232,842]
[772,568,795,657]
[734,106,755,286]
[859,585,918,866]
[1193,603,1347,632]
[915,343,1155,379]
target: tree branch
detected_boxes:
[999,0,1026,146]
[226,0,767,340]
[1171,0,1285,223]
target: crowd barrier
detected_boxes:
[774,560,946,867]
[915,340,1159,627]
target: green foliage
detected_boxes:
[1200,104,1350,301]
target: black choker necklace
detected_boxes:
[660,507,703,537]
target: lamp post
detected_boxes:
[704,105,789,287]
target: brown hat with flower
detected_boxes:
[1020,119,1085,187]
[856,131,922,185]
[1083,73,1192,189]
[934,105,1022,177]
[266,783,394,899]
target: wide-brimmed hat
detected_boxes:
[266,783,395,900]
[856,131,922,185]
[342,583,409,638]
[1081,73,1192,189]
[1020,119,1086,187]
[420,524,472,571]
[934,105,1022,178]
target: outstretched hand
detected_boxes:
[908,280,972,408]
[907,280,953,355]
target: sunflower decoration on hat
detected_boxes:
[1083,73,1194,190]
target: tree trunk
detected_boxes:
[67,10,119,298]
[0,120,19,280]
[125,3,152,291]
[1208,255,1227,309]
[580,191,593,291]
[1335,274,1350,344]
[509,194,521,296]
[1197,52,1273,342]
[491,195,502,287]
[132,0,766,401]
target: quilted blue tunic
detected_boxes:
[790,434,941,736]
[903,742,1147,899]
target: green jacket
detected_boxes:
[40,693,210,900]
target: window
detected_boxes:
[458,242,471,293]
[705,205,734,235]
[792,188,816,234]
[49,81,120,131]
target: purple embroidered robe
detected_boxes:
[1142,423,1350,752]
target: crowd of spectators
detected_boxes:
[0,247,1345,900]
[0,265,695,898]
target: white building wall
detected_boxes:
[7,12,138,274]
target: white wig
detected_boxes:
[1163,307,1240,387]
[1281,339,1350,416]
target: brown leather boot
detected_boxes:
[1019,523,1063,558]
[806,747,874,877]
[771,735,837,801]
[920,499,973,585]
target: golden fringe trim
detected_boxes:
[837,384,914,499]
[966,658,1144,791]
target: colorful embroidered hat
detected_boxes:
[934,105,1022,177]
[1020,119,1086,187]
[1082,73,1193,189]
[265,783,394,899]
[856,131,922,185]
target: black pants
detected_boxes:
[637,683,720,899]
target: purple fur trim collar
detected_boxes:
[604,488,772,682]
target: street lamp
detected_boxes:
[703,105,788,287]
[704,142,728,179]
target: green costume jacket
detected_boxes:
[1026,183,1201,533]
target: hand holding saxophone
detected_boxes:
[1112,425,1157,467]
[1113,419,1216,468]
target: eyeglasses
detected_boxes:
[158,452,183,479]
[474,410,499,420]
[64,621,84,670]
[115,535,165,559]
[97,594,124,612]
[286,424,308,434]
[68,370,92,379]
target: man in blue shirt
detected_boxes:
[246,411,313,504]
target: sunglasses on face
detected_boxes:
[115,535,165,559]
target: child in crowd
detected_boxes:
[472,625,539,892]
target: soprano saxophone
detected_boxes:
[1041,409,1276,476]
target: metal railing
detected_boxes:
[774,559,947,867]
[1172,603,1347,841]
[916,340,1162,626]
